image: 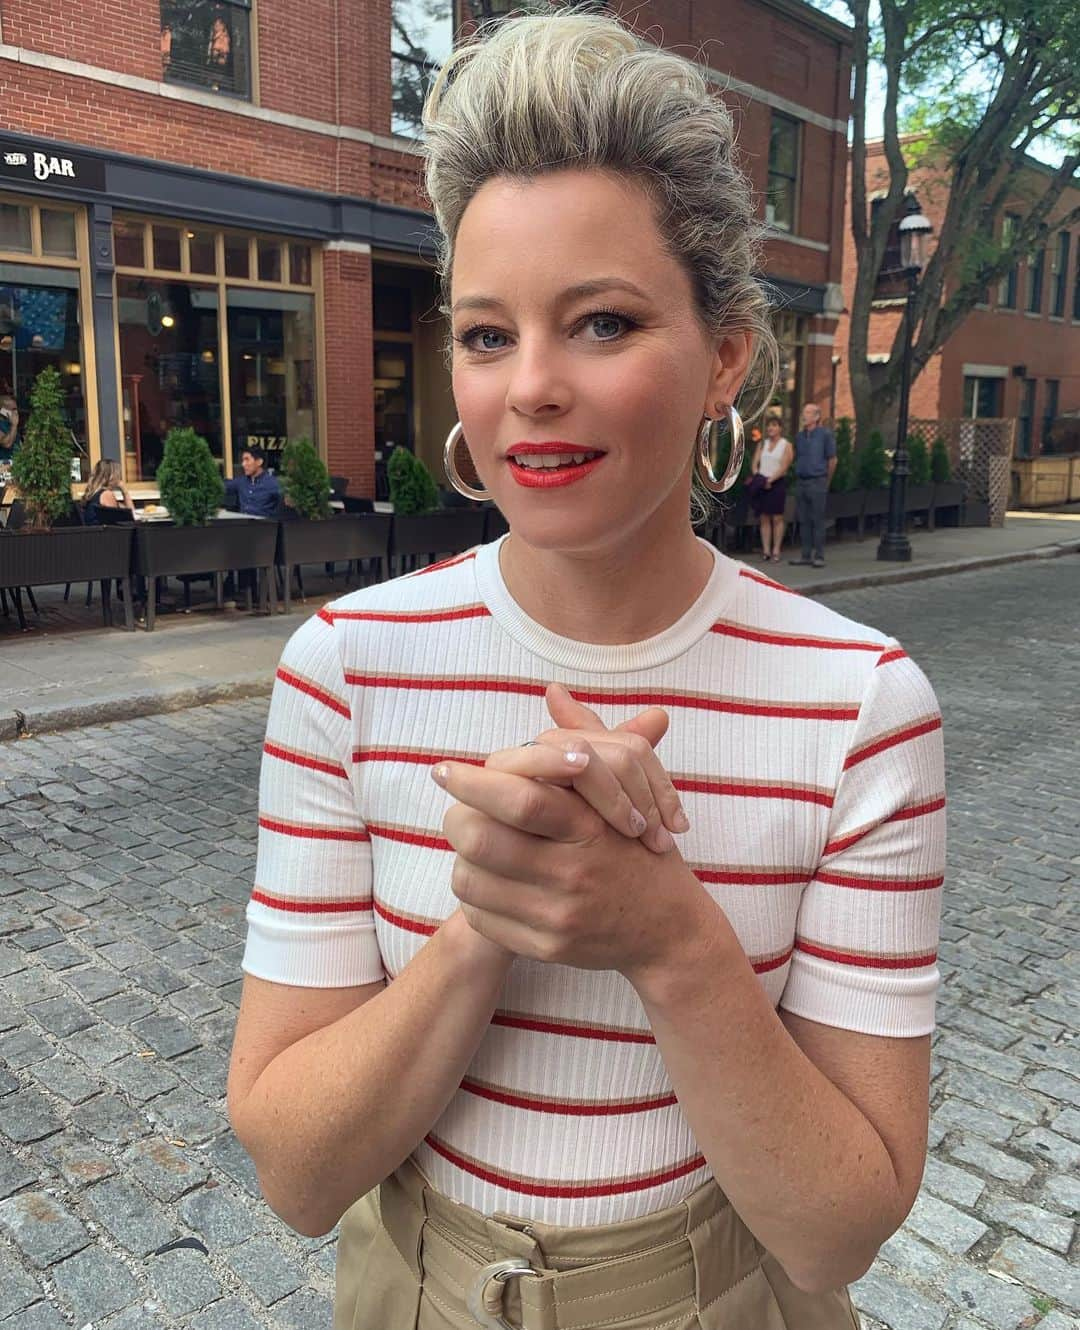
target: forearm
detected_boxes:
[237,910,512,1236]
[629,904,907,1292]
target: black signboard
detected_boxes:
[0,141,106,193]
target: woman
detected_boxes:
[749,413,793,561]
[82,459,135,525]
[227,15,945,1330]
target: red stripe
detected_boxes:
[889,795,946,822]
[367,822,451,852]
[322,605,490,625]
[694,868,809,886]
[844,716,943,770]
[739,567,803,597]
[796,939,938,970]
[344,674,859,721]
[460,1078,678,1117]
[876,647,908,666]
[412,550,479,576]
[711,622,881,652]
[815,869,944,892]
[258,814,370,843]
[492,1011,656,1045]
[676,776,833,807]
[250,888,373,915]
[373,899,439,937]
[753,946,795,974]
[353,749,485,768]
[424,1134,706,1199]
[821,796,947,856]
[263,740,348,780]
[275,666,351,719]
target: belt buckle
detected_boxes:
[466,1257,535,1329]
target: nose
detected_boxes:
[503,333,570,420]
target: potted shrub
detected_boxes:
[1,367,135,630]
[856,429,891,537]
[826,417,864,531]
[276,438,391,611]
[903,435,934,524]
[134,427,277,628]
[388,445,485,573]
[930,436,964,527]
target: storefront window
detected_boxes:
[0,263,87,468]
[256,239,282,283]
[771,310,807,437]
[226,288,316,468]
[188,228,217,274]
[152,225,183,272]
[117,276,223,480]
[40,210,77,258]
[114,219,147,268]
[288,243,312,286]
[0,202,32,254]
[223,233,250,278]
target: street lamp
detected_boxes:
[878,197,933,561]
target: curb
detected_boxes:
[3,540,1077,741]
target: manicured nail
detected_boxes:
[431,764,450,786]
[673,807,691,833]
[563,748,589,767]
[629,808,648,835]
[649,826,677,853]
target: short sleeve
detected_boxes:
[780,643,945,1037]
[241,613,383,988]
[825,431,837,458]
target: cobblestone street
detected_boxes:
[0,556,1076,1330]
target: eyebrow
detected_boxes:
[451,277,653,317]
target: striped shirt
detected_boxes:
[242,534,945,1225]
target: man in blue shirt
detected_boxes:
[789,404,836,568]
[224,446,281,518]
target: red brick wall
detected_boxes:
[322,250,375,494]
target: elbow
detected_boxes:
[781,1243,879,1295]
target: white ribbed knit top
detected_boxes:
[242,535,946,1225]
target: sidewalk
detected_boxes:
[2,510,1077,739]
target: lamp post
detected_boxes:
[878,199,933,562]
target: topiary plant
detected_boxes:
[11,366,74,528]
[906,435,931,486]
[857,429,890,489]
[831,417,855,492]
[930,436,952,483]
[157,427,224,526]
[280,437,332,519]
[388,445,438,516]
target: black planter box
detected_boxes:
[931,481,965,528]
[390,510,488,573]
[134,519,278,629]
[277,514,392,612]
[0,526,135,630]
[857,487,891,539]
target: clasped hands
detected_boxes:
[431,682,715,982]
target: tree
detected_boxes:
[388,445,439,515]
[857,429,889,489]
[841,0,1080,440]
[157,427,224,526]
[831,417,856,491]
[280,438,332,520]
[11,367,74,529]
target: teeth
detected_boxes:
[513,452,599,469]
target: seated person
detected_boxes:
[82,459,135,525]
[224,446,281,518]
[0,395,19,466]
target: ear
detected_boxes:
[703,330,754,418]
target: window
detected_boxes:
[391,0,453,137]
[767,113,800,232]
[963,374,1003,419]
[161,0,252,99]
[1043,379,1060,451]
[1026,244,1045,314]
[1074,240,1080,320]
[998,213,1019,309]
[0,202,32,253]
[1050,231,1070,318]
[1017,377,1036,458]
[227,288,316,468]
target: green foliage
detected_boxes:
[11,367,73,528]
[857,430,890,490]
[930,436,952,483]
[280,438,332,520]
[906,435,931,485]
[388,445,439,516]
[157,427,224,526]
[831,417,855,492]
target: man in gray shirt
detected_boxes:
[789,403,836,568]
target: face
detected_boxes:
[801,404,821,431]
[450,169,748,555]
[766,418,781,439]
[240,451,260,477]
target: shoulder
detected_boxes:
[316,545,485,631]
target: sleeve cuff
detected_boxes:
[780,951,940,1037]
[241,911,385,988]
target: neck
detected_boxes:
[498,504,715,646]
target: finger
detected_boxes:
[545,682,607,732]
[445,807,565,887]
[582,735,677,853]
[433,762,597,845]
[458,900,558,965]
[614,706,670,750]
[593,732,689,841]
[491,737,649,842]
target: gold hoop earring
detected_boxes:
[696,403,745,493]
[443,422,491,502]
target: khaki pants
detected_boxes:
[334,1158,860,1330]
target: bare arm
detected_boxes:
[227,910,512,1237]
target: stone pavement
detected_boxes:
[2,510,1078,742]
[0,557,1076,1329]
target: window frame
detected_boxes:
[1016,377,1036,458]
[1050,231,1070,318]
[766,111,802,235]
[160,0,255,102]
[998,213,1019,309]
[1043,378,1060,450]
[1026,243,1045,315]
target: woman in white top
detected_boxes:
[749,413,794,560]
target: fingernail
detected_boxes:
[629,808,648,835]
[649,826,676,853]
[673,807,691,833]
[431,764,450,786]
[563,748,589,766]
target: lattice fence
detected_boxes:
[909,417,1016,527]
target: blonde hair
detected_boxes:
[421,9,778,523]
[84,458,122,502]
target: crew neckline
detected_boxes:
[472,534,740,673]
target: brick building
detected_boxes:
[834,141,1080,458]
[0,0,850,497]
